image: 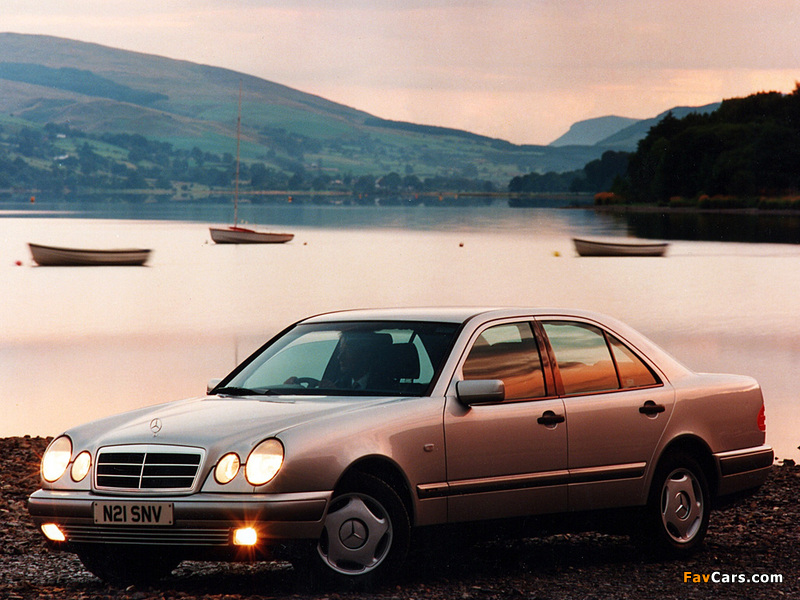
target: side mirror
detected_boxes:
[207,378,223,394]
[456,379,505,406]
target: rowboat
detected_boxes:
[210,81,293,245]
[209,226,294,244]
[29,243,151,266]
[572,237,669,257]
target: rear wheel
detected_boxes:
[314,472,410,590]
[77,545,180,586]
[642,453,710,555]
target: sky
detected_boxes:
[4,0,800,145]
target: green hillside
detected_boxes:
[0,32,601,196]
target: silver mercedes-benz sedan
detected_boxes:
[29,307,773,587]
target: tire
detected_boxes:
[641,453,710,556]
[77,545,180,586]
[313,472,410,590]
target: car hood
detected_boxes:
[66,394,390,452]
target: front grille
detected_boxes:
[62,525,230,546]
[95,445,204,492]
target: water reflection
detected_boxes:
[5,194,800,244]
[611,210,800,244]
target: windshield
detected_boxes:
[217,321,459,397]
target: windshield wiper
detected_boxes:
[212,386,277,397]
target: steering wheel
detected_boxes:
[292,377,320,388]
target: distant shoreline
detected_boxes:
[587,204,800,216]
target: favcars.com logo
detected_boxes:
[684,571,783,584]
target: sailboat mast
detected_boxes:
[234,80,242,227]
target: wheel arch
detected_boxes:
[336,455,415,525]
[652,435,718,498]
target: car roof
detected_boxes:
[301,306,613,325]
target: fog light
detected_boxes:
[233,527,258,546]
[41,523,66,542]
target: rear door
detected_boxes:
[539,319,675,510]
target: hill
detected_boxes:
[0,32,603,194]
[595,103,721,150]
[548,116,639,147]
[548,104,722,151]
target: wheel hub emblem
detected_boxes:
[675,491,691,520]
[339,519,368,549]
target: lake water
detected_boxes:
[2,198,798,460]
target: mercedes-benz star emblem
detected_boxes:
[149,418,163,435]
[339,519,368,549]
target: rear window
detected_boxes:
[608,335,659,388]
[542,321,659,395]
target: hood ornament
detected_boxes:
[149,418,163,436]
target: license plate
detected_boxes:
[93,501,174,526]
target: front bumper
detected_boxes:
[28,489,331,558]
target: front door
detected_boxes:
[444,321,569,522]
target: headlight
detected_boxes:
[245,439,284,486]
[214,453,241,484]
[42,436,72,482]
[70,451,92,482]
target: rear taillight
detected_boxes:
[757,403,766,432]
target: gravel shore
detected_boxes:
[3,436,797,599]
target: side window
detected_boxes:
[462,322,546,400]
[608,335,659,388]
[542,322,619,395]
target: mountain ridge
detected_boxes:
[549,115,639,147]
[0,32,724,187]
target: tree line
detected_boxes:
[508,150,629,194]
[509,85,800,207]
[614,85,800,204]
[9,85,795,205]
[0,122,497,200]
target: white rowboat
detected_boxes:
[29,243,151,266]
[573,237,669,257]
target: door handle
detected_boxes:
[639,400,666,416]
[537,410,565,426]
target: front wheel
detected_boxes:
[641,453,710,555]
[313,472,410,590]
